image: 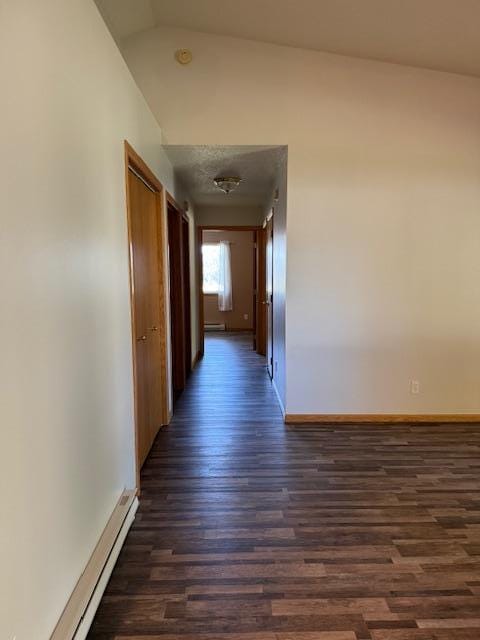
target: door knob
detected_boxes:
[149,326,158,331]
[137,335,147,342]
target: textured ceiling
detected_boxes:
[95,0,480,78]
[164,145,286,207]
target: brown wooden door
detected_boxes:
[255,228,267,356]
[252,231,257,350]
[182,217,192,376]
[143,184,164,442]
[128,169,164,466]
[197,227,205,358]
[168,203,186,399]
[265,215,274,378]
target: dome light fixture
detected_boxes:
[213,176,242,194]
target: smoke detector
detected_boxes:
[175,49,193,65]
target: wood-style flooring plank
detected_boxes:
[87,333,480,640]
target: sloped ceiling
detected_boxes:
[96,0,156,40]
[95,0,480,78]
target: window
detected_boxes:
[202,243,220,293]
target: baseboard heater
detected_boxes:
[204,323,226,331]
[50,490,138,640]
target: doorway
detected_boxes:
[124,142,168,488]
[198,226,260,353]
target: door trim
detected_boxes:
[124,141,168,490]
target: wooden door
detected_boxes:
[128,169,164,467]
[265,215,274,378]
[142,183,164,442]
[197,227,205,358]
[255,228,267,356]
[182,217,192,376]
[129,169,149,465]
[252,231,257,351]
[168,202,186,399]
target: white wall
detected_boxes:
[120,25,480,416]
[0,2,175,638]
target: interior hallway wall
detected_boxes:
[0,2,177,638]
[203,230,255,331]
[197,205,264,226]
[119,25,480,416]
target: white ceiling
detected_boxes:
[163,145,286,207]
[95,0,480,78]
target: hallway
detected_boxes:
[88,333,480,640]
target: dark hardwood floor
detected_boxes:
[88,333,480,640]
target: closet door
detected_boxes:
[255,228,267,356]
[182,216,192,377]
[167,203,186,401]
[128,169,164,466]
[141,177,164,444]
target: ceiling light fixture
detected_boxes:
[213,176,242,194]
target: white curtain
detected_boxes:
[218,241,233,311]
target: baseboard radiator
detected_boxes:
[50,490,138,640]
[204,323,226,331]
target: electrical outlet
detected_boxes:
[410,380,420,394]
[243,314,248,320]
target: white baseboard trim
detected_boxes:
[272,378,286,417]
[50,490,138,640]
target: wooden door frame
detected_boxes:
[124,141,169,491]
[197,225,262,351]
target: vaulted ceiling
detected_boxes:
[96,0,480,78]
